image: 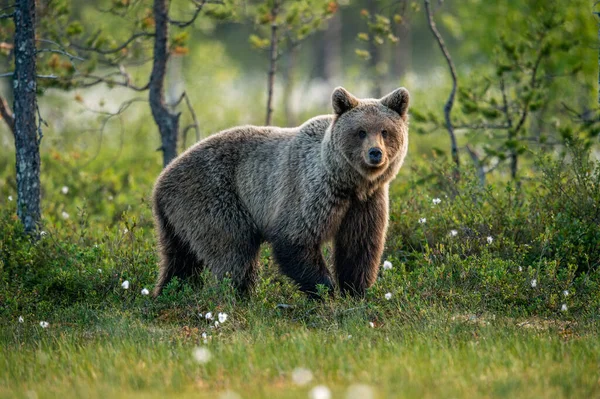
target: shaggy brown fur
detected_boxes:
[152,86,410,297]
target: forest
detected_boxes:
[1,0,599,398]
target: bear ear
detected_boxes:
[331,87,359,115]
[380,87,410,120]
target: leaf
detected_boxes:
[355,49,371,60]
[249,34,270,50]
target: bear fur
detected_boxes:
[152,86,409,297]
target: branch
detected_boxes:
[74,69,150,91]
[455,123,511,130]
[424,0,459,169]
[78,98,148,168]
[183,92,200,142]
[168,0,212,28]
[35,103,47,144]
[0,72,57,79]
[72,32,154,55]
[0,95,14,135]
[512,46,546,136]
[499,76,512,128]
[465,144,485,186]
[36,39,84,61]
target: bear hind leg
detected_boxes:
[153,207,203,297]
[202,231,262,295]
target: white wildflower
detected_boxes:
[383,260,393,271]
[384,292,392,300]
[214,321,220,327]
[97,269,102,273]
[518,266,523,272]
[291,367,313,386]
[449,230,458,237]
[8,195,13,201]
[205,312,213,320]
[61,211,69,220]
[121,280,130,289]
[218,312,228,323]
[561,303,568,312]
[563,290,569,297]
[219,391,242,399]
[486,236,493,244]
[141,288,149,296]
[346,384,375,399]
[432,198,441,205]
[309,385,331,399]
[369,322,375,328]
[108,195,114,201]
[347,335,352,339]
[418,218,426,224]
[18,316,24,323]
[202,332,208,339]
[40,230,47,237]
[123,228,129,234]
[39,321,49,328]
[530,279,537,288]
[192,347,212,364]
[61,186,69,194]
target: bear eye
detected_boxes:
[358,130,367,139]
[382,130,388,139]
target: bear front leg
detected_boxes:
[272,240,334,298]
[334,188,388,297]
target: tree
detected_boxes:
[248,0,338,125]
[149,0,181,167]
[423,0,458,171]
[412,0,594,184]
[355,0,408,98]
[12,0,40,234]
[70,0,224,167]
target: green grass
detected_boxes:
[2,305,598,399]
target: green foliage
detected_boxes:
[247,0,339,52]
[385,143,600,315]
[414,0,598,179]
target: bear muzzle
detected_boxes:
[367,147,384,167]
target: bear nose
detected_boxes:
[368,147,383,164]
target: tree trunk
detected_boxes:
[367,0,382,98]
[283,46,297,127]
[323,12,342,82]
[265,0,280,126]
[510,151,518,179]
[13,0,40,235]
[150,0,180,168]
[424,0,459,172]
[393,21,411,80]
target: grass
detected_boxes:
[2,303,599,399]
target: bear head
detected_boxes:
[330,86,409,180]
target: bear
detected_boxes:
[152,86,409,298]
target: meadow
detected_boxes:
[1,0,600,396]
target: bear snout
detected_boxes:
[368,147,384,165]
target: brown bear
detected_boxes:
[152,86,409,297]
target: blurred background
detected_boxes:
[1,0,596,190]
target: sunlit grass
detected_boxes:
[2,307,598,399]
